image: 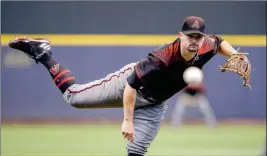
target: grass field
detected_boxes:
[1,124,266,156]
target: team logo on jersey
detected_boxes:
[49,64,60,75]
[191,20,200,29]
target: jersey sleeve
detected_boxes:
[210,35,224,46]
[150,40,179,66]
[127,40,179,89]
[127,55,165,89]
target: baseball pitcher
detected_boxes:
[8,16,251,156]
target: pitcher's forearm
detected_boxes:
[123,83,137,122]
[218,40,239,57]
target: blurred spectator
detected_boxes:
[170,82,217,129]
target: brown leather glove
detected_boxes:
[219,53,252,89]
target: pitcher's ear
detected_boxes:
[178,32,183,37]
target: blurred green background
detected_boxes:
[2,124,265,156]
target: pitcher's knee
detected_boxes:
[64,94,89,108]
[62,84,86,108]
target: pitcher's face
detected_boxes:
[180,32,205,53]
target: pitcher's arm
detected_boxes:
[218,40,239,57]
[123,83,137,122]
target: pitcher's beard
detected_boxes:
[188,44,199,53]
[188,49,198,53]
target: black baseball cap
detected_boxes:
[181,16,206,36]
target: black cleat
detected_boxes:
[8,36,52,63]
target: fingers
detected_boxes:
[121,131,134,143]
[122,131,129,138]
[126,133,134,143]
[129,135,134,143]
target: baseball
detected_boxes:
[183,66,203,85]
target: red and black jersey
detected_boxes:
[127,35,223,103]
